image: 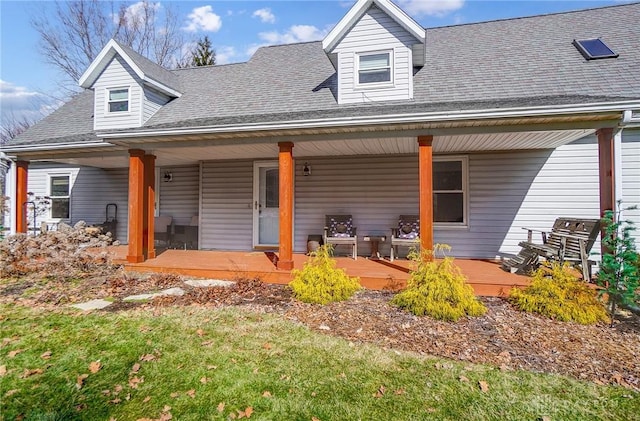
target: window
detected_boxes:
[433,158,467,225]
[573,38,618,60]
[49,175,70,219]
[358,51,392,85]
[108,88,129,112]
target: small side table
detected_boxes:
[363,235,386,260]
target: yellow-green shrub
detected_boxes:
[289,245,361,304]
[391,248,486,321]
[510,263,609,324]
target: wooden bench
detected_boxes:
[502,217,601,281]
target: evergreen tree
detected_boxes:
[178,36,216,68]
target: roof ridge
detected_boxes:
[429,1,640,30]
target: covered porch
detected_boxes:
[110,246,531,297]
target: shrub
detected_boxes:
[0,221,117,280]
[289,245,361,304]
[391,246,486,321]
[596,203,640,322]
[510,263,608,325]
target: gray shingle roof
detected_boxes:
[7,2,640,148]
[114,40,180,92]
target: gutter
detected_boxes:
[99,100,640,139]
[1,142,116,154]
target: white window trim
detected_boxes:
[105,86,131,115]
[355,49,395,89]
[433,155,469,229]
[47,173,72,221]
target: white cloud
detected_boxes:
[116,1,161,26]
[215,46,238,64]
[258,24,329,44]
[0,80,60,124]
[398,0,465,17]
[252,8,275,23]
[183,5,222,32]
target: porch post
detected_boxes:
[15,160,29,234]
[597,128,616,216]
[418,136,434,256]
[277,141,294,270]
[144,154,156,259]
[127,149,146,263]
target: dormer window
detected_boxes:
[108,88,129,113]
[357,51,392,85]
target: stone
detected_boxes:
[124,287,185,302]
[71,299,113,311]
[184,279,235,288]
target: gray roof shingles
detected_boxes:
[8,2,640,147]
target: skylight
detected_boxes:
[573,38,618,60]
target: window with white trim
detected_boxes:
[433,158,467,225]
[357,51,392,85]
[49,175,70,219]
[107,88,129,112]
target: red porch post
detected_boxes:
[144,154,156,259]
[277,141,294,270]
[15,160,28,233]
[597,128,616,256]
[418,136,434,257]
[127,149,146,263]
[597,128,616,216]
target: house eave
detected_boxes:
[100,100,638,140]
[1,142,115,155]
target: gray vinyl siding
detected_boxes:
[93,55,143,130]
[622,129,640,245]
[158,165,199,225]
[143,86,170,124]
[25,164,128,242]
[200,160,253,250]
[333,5,415,104]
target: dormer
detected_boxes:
[78,39,181,131]
[322,0,425,105]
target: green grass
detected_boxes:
[1,304,638,421]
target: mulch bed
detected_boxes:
[1,275,639,391]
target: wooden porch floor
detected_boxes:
[111,246,530,297]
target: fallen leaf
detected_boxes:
[262,342,272,350]
[8,349,24,358]
[312,418,321,421]
[125,393,131,401]
[373,385,386,398]
[394,388,405,395]
[170,392,180,398]
[76,374,88,389]
[459,375,469,382]
[207,365,217,370]
[201,340,214,347]
[253,368,259,374]
[217,402,225,412]
[40,351,52,360]
[109,398,121,404]
[89,361,102,373]
[238,407,254,419]
[76,403,87,411]
[0,365,7,376]
[311,391,317,397]
[540,416,551,421]
[114,384,123,393]
[140,354,156,362]
[101,390,111,396]
[22,368,43,378]
[159,413,172,421]
[129,376,144,389]
[131,363,141,373]
[262,391,272,398]
[143,396,151,403]
[5,389,19,397]
[479,380,489,393]
[196,329,205,337]
[200,376,209,384]
[186,389,196,398]
[163,405,172,412]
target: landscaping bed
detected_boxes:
[1,274,638,391]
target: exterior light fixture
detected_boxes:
[303,162,311,176]
[163,171,173,182]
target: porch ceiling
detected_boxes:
[37,128,594,168]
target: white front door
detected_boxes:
[253,161,279,247]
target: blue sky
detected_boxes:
[0,0,627,123]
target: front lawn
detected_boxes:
[1,304,638,420]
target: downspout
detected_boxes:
[0,152,12,236]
